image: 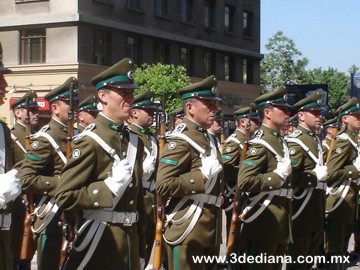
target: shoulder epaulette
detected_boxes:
[40,124,50,132]
[253,130,263,139]
[224,133,237,143]
[173,123,186,134]
[336,133,348,140]
[84,123,96,132]
[289,130,302,138]
[9,125,14,130]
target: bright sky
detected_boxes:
[261,0,360,73]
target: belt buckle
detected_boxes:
[123,216,133,227]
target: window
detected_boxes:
[94,30,110,65]
[204,0,215,28]
[243,11,253,37]
[155,0,168,16]
[155,43,169,63]
[243,58,253,84]
[224,55,234,81]
[15,0,48,3]
[20,29,46,64]
[181,47,192,75]
[224,5,235,32]
[181,0,193,22]
[127,0,141,9]
[126,36,141,64]
[203,51,215,77]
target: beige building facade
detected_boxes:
[0,0,262,124]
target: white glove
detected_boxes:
[199,155,222,181]
[142,155,156,181]
[354,156,360,172]
[273,157,292,181]
[104,160,132,197]
[0,169,21,209]
[312,165,328,182]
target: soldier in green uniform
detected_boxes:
[10,91,39,270]
[156,75,224,270]
[321,117,337,159]
[55,58,146,270]
[0,41,22,270]
[77,95,99,132]
[221,106,259,236]
[325,97,360,269]
[286,91,327,269]
[128,89,158,265]
[167,107,184,132]
[287,114,298,135]
[236,86,292,270]
[19,77,80,270]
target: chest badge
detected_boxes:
[72,149,81,159]
[168,142,176,150]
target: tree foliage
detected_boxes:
[303,67,349,116]
[260,31,309,90]
[134,63,190,114]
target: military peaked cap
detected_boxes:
[234,104,258,120]
[334,97,360,116]
[288,114,299,126]
[45,77,80,103]
[323,116,337,129]
[170,107,184,118]
[293,91,323,112]
[11,90,38,110]
[78,95,98,112]
[254,86,290,108]
[0,42,12,74]
[132,89,157,109]
[179,75,221,101]
[91,58,139,91]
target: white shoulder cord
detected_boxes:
[240,137,290,223]
[74,131,138,270]
[11,133,26,153]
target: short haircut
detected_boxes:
[258,103,274,120]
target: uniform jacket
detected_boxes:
[20,118,68,234]
[326,127,359,223]
[55,113,146,269]
[11,121,27,167]
[238,124,292,244]
[156,117,224,247]
[288,125,325,232]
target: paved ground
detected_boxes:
[30,211,360,269]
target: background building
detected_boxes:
[0,0,262,123]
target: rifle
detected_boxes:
[226,105,253,255]
[325,110,341,165]
[19,94,36,261]
[153,91,166,270]
[59,81,76,269]
[220,113,225,154]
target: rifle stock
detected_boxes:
[226,105,253,255]
[20,94,36,261]
[153,91,166,270]
[59,81,76,269]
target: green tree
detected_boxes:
[134,63,190,113]
[261,31,309,90]
[304,67,349,116]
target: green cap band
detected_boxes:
[340,105,360,116]
[298,102,321,111]
[96,75,130,90]
[235,112,258,119]
[181,89,214,100]
[132,99,153,108]
[48,90,71,103]
[257,97,286,107]
[79,103,97,111]
[13,100,37,110]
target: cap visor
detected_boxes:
[197,96,222,101]
[105,83,139,90]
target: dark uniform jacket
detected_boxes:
[238,125,292,244]
[326,127,359,224]
[156,117,224,247]
[11,121,27,166]
[20,118,68,234]
[55,114,146,269]
[288,125,325,232]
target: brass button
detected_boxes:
[269,186,273,190]
[94,202,99,207]
[46,181,50,186]
[129,183,133,188]
[190,179,195,184]
[129,200,134,205]
[267,177,271,181]
[93,189,98,195]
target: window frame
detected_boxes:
[20,28,46,65]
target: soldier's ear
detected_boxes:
[97,89,108,105]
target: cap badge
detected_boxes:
[127,70,134,80]
[211,86,216,94]
[283,94,288,102]
[317,99,321,105]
